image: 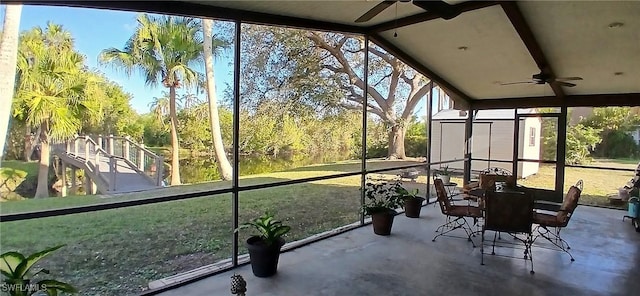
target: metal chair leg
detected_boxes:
[491,231,497,255]
[432,216,477,247]
[528,232,535,274]
[481,229,485,265]
[533,225,575,261]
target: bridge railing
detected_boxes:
[64,135,164,188]
[91,135,164,187]
[65,136,116,192]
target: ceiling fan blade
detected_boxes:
[412,0,461,20]
[500,81,535,86]
[355,1,397,23]
[556,81,577,87]
[555,76,583,82]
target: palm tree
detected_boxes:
[100,14,205,185]
[149,92,171,123]
[179,92,200,110]
[16,24,101,198]
[202,19,232,180]
[0,3,22,159]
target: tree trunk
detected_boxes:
[35,122,50,198]
[387,124,406,159]
[203,19,233,181]
[24,125,32,161]
[168,86,181,185]
[27,126,41,161]
[0,4,22,159]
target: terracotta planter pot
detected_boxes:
[404,197,425,218]
[246,236,285,277]
[371,209,397,235]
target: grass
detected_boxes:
[594,157,640,166]
[0,160,39,200]
[0,158,631,295]
[1,160,39,177]
[518,164,634,207]
[0,159,417,295]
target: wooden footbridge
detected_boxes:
[53,135,164,196]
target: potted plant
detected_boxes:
[236,212,291,277]
[0,245,77,296]
[363,179,405,235]
[437,166,451,184]
[398,185,423,218]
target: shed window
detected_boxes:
[529,127,536,147]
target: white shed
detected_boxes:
[430,109,541,178]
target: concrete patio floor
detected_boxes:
[158,204,640,296]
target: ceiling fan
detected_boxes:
[500,72,583,87]
[355,0,462,23]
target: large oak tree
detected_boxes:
[240,26,431,159]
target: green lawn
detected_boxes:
[515,162,634,207]
[0,159,417,295]
[595,158,640,166]
[1,160,39,177]
[0,160,39,200]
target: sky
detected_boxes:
[5,4,234,114]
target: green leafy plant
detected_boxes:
[0,245,77,296]
[396,185,420,201]
[437,166,450,176]
[362,178,407,215]
[236,212,291,246]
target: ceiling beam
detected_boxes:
[369,33,471,109]
[15,0,367,35]
[500,1,565,98]
[470,93,640,110]
[369,1,499,33]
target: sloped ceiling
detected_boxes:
[519,1,640,96]
[379,5,550,99]
[194,0,425,26]
[182,0,640,106]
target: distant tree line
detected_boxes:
[541,107,640,164]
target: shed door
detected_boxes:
[439,122,465,161]
[471,122,490,171]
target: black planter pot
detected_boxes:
[404,197,425,218]
[246,236,285,277]
[371,209,397,235]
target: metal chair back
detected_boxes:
[484,191,534,234]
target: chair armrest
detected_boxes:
[467,188,485,197]
[534,200,562,212]
[449,193,473,205]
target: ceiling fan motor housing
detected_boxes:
[532,72,550,84]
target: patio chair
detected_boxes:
[481,190,535,274]
[532,180,583,261]
[463,167,516,201]
[432,178,482,247]
[432,174,473,203]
